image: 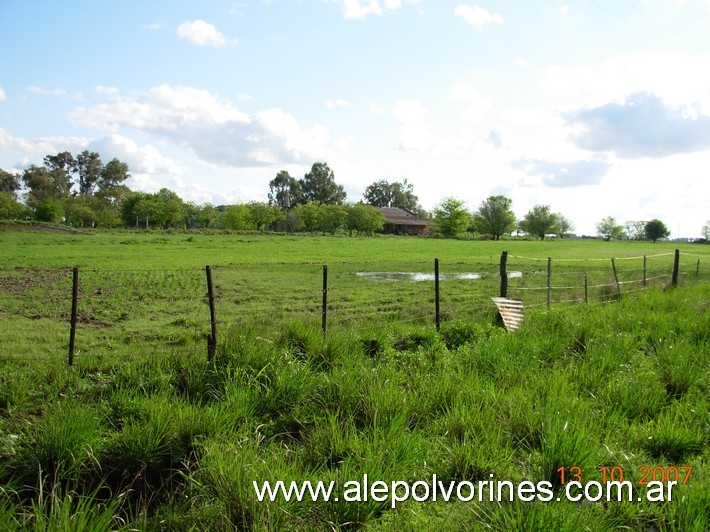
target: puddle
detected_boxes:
[356,271,522,282]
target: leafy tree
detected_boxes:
[284,209,305,232]
[623,220,646,241]
[347,203,386,236]
[0,192,31,220]
[75,150,103,195]
[43,151,75,198]
[703,221,710,241]
[268,171,301,209]
[433,197,472,238]
[197,203,220,229]
[556,214,574,238]
[363,179,420,212]
[644,219,670,243]
[63,196,99,227]
[247,201,281,231]
[22,165,62,206]
[519,205,559,240]
[0,169,20,199]
[97,158,130,204]
[597,216,625,241]
[34,198,64,223]
[154,188,186,227]
[223,204,254,230]
[318,204,348,234]
[300,163,346,205]
[473,195,515,240]
[293,202,321,233]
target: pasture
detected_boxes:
[0,228,708,530]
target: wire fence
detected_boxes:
[0,249,707,366]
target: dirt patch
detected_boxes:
[0,269,71,294]
[0,223,84,234]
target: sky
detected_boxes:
[1,0,709,237]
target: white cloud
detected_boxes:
[28,86,66,96]
[325,99,353,109]
[177,19,236,47]
[454,4,504,28]
[87,135,184,175]
[71,85,329,167]
[515,58,530,68]
[343,0,383,19]
[95,85,119,96]
[0,87,6,102]
[392,99,434,152]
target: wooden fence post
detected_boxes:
[499,251,508,298]
[697,259,701,277]
[584,274,588,304]
[546,257,552,309]
[643,255,647,287]
[206,266,217,362]
[671,249,680,287]
[68,266,79,367]
[611,258,622,299]
[322,265,328,334]
[434,258,441,331]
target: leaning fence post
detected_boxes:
[434,258,441,331]
[671,249,680,287]
[584,274,588,304]
[322,265,328,334]
[546,257,552,309]
[206,266,217,362]
[611,258,622,299]
[499,251,508,298]
[643,255,647,287]
[68,266,79,366]
[697,259,701,277]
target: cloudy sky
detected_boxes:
[1,0,709,236]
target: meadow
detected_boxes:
[0,227,708,530]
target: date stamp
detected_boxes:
[557,465,694,485]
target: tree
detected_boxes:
[43,151,75,198]
[433,197,472,238]
[293,202,321,233]
[318,204,348,234]
[597,216,625,241]
[556,214,574,238]
[624,220,647,241]
[97,158,130,203]
[34,198,64,223]
[519,205,559,240]
[0,192,30,220]
[223,204,254,230]
[644,219,670,243]
[268,171,301,209]
[0,170,20,199]
[300,163,346,205]
[75,150,103,195]
[347,203,386,236]
[703,221,710,241]
[363,179,420,212]
[473,195,516,240]
[247,201,282,231]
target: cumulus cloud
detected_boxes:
[336,0,418,19]
[87,135,183,175]
[0,87,6,101]
[454,4,504,28]
[566,92,710,158]
[513,159,612,187]
[325,99,353,109]
[95,85,119,96]
[177,19,236,47]
[392,99,434,152]
[71,85,329,167]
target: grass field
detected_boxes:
[0,228,708,530]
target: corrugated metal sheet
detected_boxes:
[492,297,524,331]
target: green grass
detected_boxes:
[0,228,708,530]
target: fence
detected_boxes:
[0,250,706,367]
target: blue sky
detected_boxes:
[1,0,709,237]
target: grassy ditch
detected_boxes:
[0,282,707,530]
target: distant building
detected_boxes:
[375,207,430,236]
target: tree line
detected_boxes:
[0,154,696,241]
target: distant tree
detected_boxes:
[318,204,348,234]
[22,165,60,206]
[34,198,64,223]
[597,216,625,241]
[644,219,670,243]
[63,195,99,227]
[363,179,420,212]
[519,205,559,240]
[0,193,30,220]
[97,158,130,203]
[556,214,574,238]
[43,151,75,198]
[293,202,321,233]
[0,169,20,199]
[624,220,647,241]
[703,221,710,241]
[247,201,282,231]
[433,197,472,238]
[223,204,254,230]
[75,150,103,195]
[268,170,302,209]
[197,203,220,229]
[300,163,346,205]
[347,203,386,236]
[473,195,515,240]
